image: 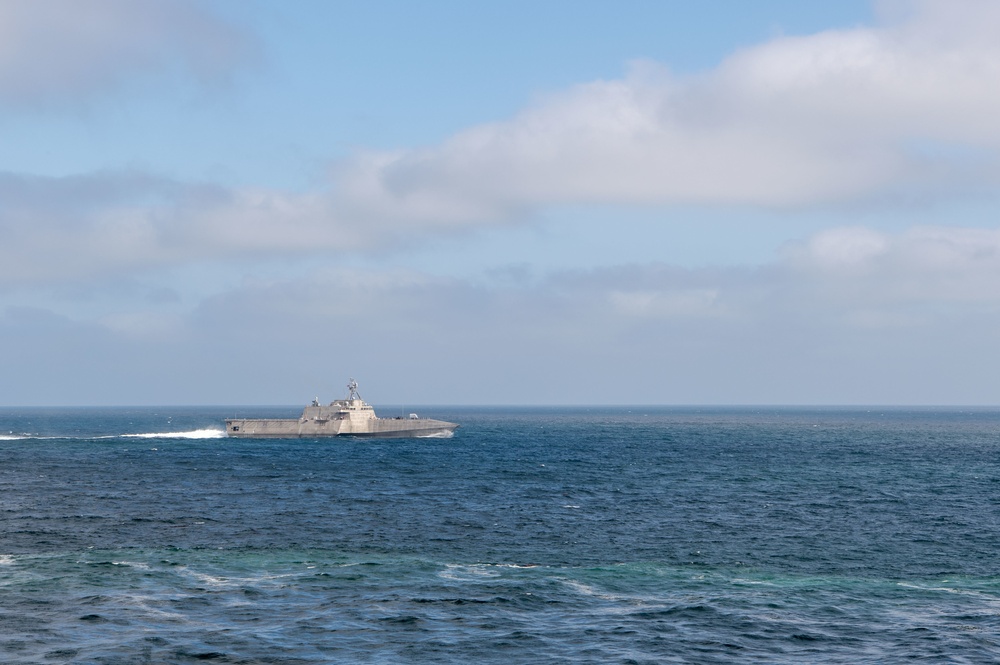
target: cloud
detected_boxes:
[784,224,1000,308]
[0,166,502,288]
[5,166,999,326]
[0,0,256,108]
[186,220,1000,363]
[0,170,345,286]
[209,225,1000,404]
[7,219,998,405]
[337,0,1000,218]
[5,1,1000,291]
[0,171,185,285]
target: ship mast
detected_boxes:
[347,378,362,401]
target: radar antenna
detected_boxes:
[347,378,362,400]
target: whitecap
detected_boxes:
[438,563,501,581]
[896,581,998,602]
[110,560,153,571]
[177,566,300,590]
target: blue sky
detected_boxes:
[3,0,1000,406]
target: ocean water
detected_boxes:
[2,406,1000,663]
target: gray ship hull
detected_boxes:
[225,416,457,439]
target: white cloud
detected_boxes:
[790,227,890,271]
[335,0,1000,218]
[608,288,724,320]
[0,167,507,288]
[3,1,1000,288]
[0,0,256,107]
[0,172,346,286]
[786,225,1000,302]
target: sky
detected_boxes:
[3,0,1000,406]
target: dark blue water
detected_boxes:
[2,406,1000,663]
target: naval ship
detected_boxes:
[225,379,458,439]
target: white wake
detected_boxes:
[122,429,227,440]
